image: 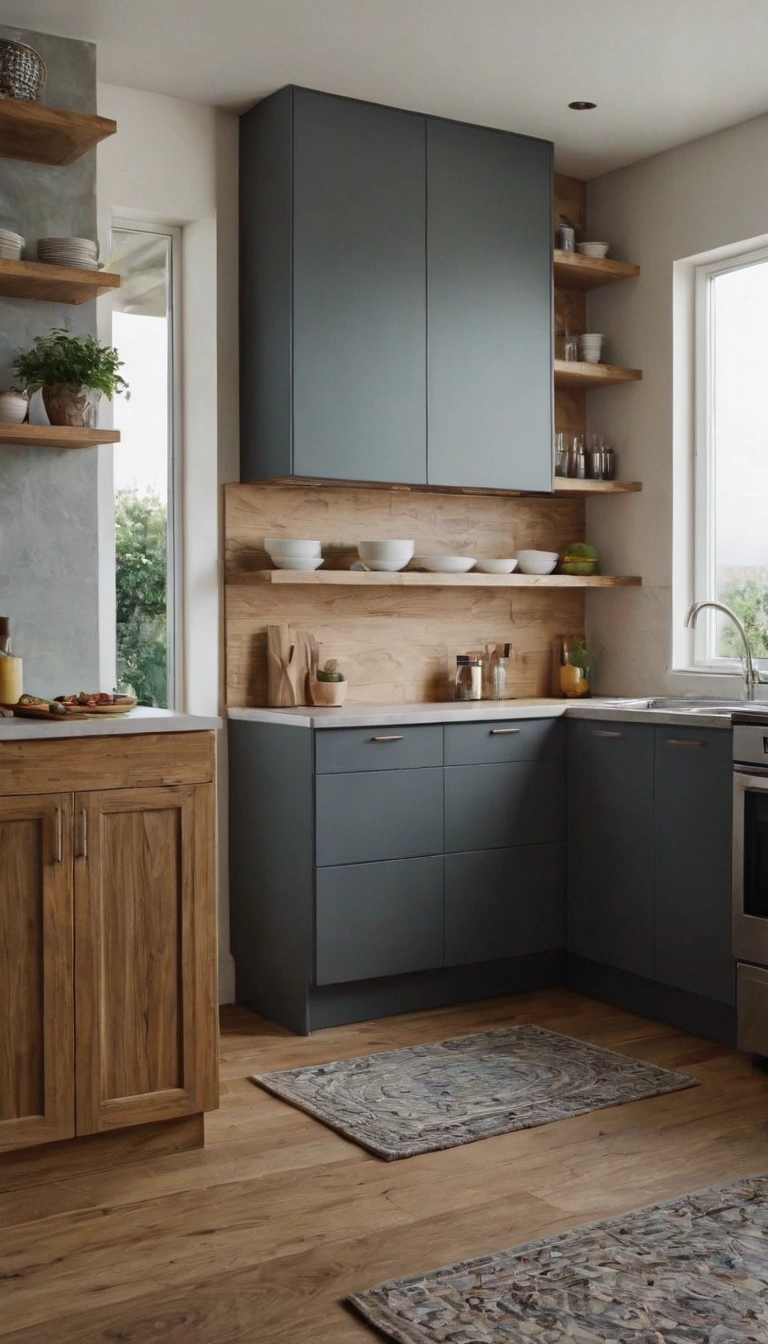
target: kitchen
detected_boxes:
[2,5,768,1343]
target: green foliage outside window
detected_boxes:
[718,569,768,659]
[115,489,168,707]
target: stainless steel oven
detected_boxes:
[733,719,768,1054]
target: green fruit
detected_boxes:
[561,541,599,576]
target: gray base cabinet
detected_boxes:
[316,858,444,986]
[445,845,565,966]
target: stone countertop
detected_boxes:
[0,707,222,741]
[228,699,733,731]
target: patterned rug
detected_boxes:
[251,1024,696,1160]
[348,1174,768,1343]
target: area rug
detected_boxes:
[250,1024,696,1160]
[348,1173,768,1343]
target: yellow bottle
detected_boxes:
[0,617,23,705]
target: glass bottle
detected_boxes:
[492,643,512,700]
[455,655,473,701]
[552,635,593,698]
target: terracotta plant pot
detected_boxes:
[310,679,348,707]
[42,383,102,428]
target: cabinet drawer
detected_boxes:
[315,768,443,866]
[315,856,444,985]
[444,759,565,853]
[444,718,564,765]
[445,845,565,966]
[314,725,443,774]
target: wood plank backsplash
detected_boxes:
[225,482,586,706]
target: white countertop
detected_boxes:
[0,707,221,741]
[228,699,732,730]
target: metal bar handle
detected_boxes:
[667,738,706,748]
[370,735,404,742]
[54,806,63,864]
[592,729,624,739]
[80,808,88,859]
[490,728,521,736]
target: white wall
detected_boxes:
[97,84,239,1002]
[584,112,768,697]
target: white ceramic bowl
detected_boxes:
[265,538,321,557]
[358,540,414,571]
[515,550,559,575]
[577,242,609,258]
[0,392,28,425]
[474,558,519,574]
[270,556,324,571]
[415,555,476,573]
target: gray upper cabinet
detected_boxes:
[653,727,734,1005]
[239,87,554,490]
[426,118,553,491]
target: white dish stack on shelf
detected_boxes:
[265,538,323,571]
[357,540,415,572]
[37,237,100,270]
[0,228,24,260]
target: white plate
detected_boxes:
[415,556,476,573]
[474,558,519,574]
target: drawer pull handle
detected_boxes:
[370,735,405,742]
[54,806,63,864]
[490,728,521,735]
[593,729,624,739]
[80,808,88,859]
[667,738,706,748]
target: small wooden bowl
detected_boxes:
[310,679,348,707]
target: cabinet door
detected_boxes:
[316,768,444,867]
[0,793,74,1153]
[445,845,565,966]
[444,759,565,853]
[654,728,734,1004]
[292,89,427,483]
[316,857,444,985]
[427,118,553,491]
[567,721,655,978]
[74,785,217,1134]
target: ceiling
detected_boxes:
[7,0,768,176]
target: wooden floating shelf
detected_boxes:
[0,97,116,166]
[553,478,642,495]
[554,249,640,291]
[554,359,642,389]
[229,570,641,590]
[0,424,120,449]
[0,257,121,305]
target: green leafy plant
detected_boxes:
[14,328,129,398]
[317,658,345,683]
[115,489,168,707]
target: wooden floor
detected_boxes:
[2,988,768,1342]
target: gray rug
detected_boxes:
[349,1173,768,1342]
[251,1024,696,1161]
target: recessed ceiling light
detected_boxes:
[568,101,597,111]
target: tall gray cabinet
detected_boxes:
[239,86,553,490]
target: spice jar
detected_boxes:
[552,635,593,698]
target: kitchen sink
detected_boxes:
[646,697,748,713]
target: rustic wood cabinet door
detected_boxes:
[0,793,74,1152]
[74,784,218,1134]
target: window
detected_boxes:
[109,224,181,708]
[692,248,768,668]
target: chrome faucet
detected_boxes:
[685,600,763,700]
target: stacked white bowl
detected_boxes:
[0,228,24,260]
[357,540,414,572]
[265,538,323,571]
[516,550,559,575]
[37,237,100,270]
[576,241,609,259]
[578,333,604,364]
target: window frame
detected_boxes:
[111,218,183,710]
[691,242,768,671]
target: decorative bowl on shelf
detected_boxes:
[264,538,321,557]
[515,550,559,575]
[269,556,324,571]
[474,558,519,574]
[357,540,414,572]
[577,242,610,258]
[0,390,28,424]
[414,555,476,573]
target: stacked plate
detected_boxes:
[37,237,100,270]
[265,538,324,571]
[0,228,24,260]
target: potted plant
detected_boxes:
[310,658,348,707]
[13,328,128,428]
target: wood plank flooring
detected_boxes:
[1,988,768,1342]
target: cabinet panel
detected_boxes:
[654,727,734,1004]
[567,720,654,978]
[445,845,565,966]
[444,718,563,766]
[427,118,553,491]
[315,724,443,774]
[444,759,565,853]
[316,768,444,867]
[75,784,217,1134]
[0,793,74,1153]
[292,89,427,483]
[316,857,444,984]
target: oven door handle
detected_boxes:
[734,764,768,782]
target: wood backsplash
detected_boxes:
[225,482,586,706]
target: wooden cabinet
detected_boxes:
[0,734,217,1156]
[0,794,74,1153]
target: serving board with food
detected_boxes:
[2,692,137,720]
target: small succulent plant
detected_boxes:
[317,658,345,683]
